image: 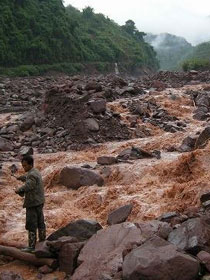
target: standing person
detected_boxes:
[15,155,46,253]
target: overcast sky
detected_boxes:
[64,0,210,45]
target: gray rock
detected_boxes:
[158,212,178,222]
[71,223,146,280]
[0,136,13,151]
[20,113,35,132]
[178,135,197,152]
[59,242,85,275]
[89,99,106,113]
[19,146,33,156]
[35,241,53,258]
[195,127,210,149]
[168,217,210,255]
[47,219,102,241]
[107,204,133,225]
[200,192,210,203]
[0,271,24,280]
[123,236,199,280]
[85,118,99,132]
[97,156,117,165]
[59,166,104,189]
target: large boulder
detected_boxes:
[47,219,102,241]
[59,166,104,189]
[59,242,85,275]
[71,222,146,280]
[122,236,200,280]
[195,127,210,149]
[168,217,210,255]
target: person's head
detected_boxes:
[21,155,34,172]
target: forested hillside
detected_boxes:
[0,0,159,75]
[145,33,193,70]
[182,42,210,71]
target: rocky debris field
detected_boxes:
[1,70,210,160]
[2,70,210,279]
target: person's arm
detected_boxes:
[16,175,27,182]
[16,174,37,193]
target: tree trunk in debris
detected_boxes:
[0,245,57,268]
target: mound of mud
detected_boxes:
[42,85,132,149]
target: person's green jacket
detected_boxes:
[16,168,45,208]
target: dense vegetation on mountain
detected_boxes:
[182,42,210,71]
[0,0,158,76]
[144,33,193,70]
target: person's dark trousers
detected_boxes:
[26,204,46,248]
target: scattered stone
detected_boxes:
[9,164,18,175]
[117,146,154,160]
[0,271,24,280]
[197,251,210,272]
[19,146,34,157]
[158,211,178,222]
[35,241,53,258]
[107,204,133,225]
[202,200,210,209]
[38,265,53,274]
[19,113,34,132]
[178,135,197,152]
[0,137,13,151]
[201,192,210,203]
[89,99,106,113]
[97,156,117,165]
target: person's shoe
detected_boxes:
[21,247,35,253]
[38,228,46,242]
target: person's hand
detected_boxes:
[14,187,19,194]
[14,187,24,197]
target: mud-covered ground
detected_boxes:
[1,73,210,279]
